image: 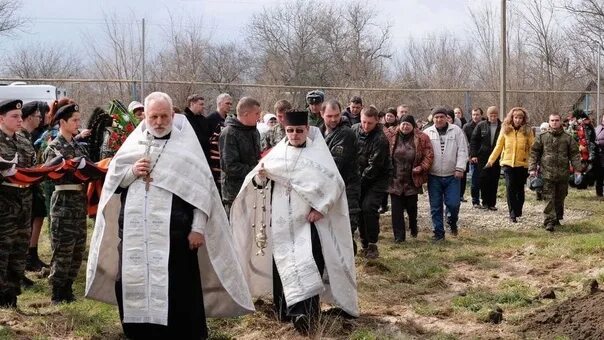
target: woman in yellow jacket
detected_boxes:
[486,107,535,223]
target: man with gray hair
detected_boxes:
[207,93,233,193]
[86,91,254,339]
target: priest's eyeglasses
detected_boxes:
[286,128,305,134]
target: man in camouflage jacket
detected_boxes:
[529,113,582,231]
[0,99,36,308]
[42,103,90,304]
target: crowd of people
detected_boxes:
[0,89,603,338]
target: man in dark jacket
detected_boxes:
[470,106,501,210]
[529,113,582,231]
[183,94,210,164]
[219,97,261,214]
[352,106,391,259]
[320,99,361,254]
[207,93,233,194]
[463,107,482,207]
[342,96,363,126]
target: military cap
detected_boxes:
[284,110,308,126]
[0,99,23,115]
[21,101,39,119]
[53,103,79,124]
[306,90,324,105]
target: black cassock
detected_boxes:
[115,188,208,340]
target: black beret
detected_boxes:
[284,110,308,126]
[0,99,23,114]
[53,103,79,124]
[21,101,39,119]
[431,106,448,117]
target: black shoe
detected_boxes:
[473,203,483,209]
[510,217,517,223]
[487,206,498,211]
[0,294,16,308]
[51,285,75,304]
[410,231,418,239]
[25,254,42,272]
[378,206,389,214]
[293,314,310,335]
[460,197,467,202]
[450,227,458,237]
[394,238,404,243]
[545,224,555,232]
[431,235,445,243]
[554,220,561,226]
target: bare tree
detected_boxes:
[4,42,81,78]
[0,0,23,37]
[84,12,144,100]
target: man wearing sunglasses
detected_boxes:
[231,109,358,335]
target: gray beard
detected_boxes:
[148,126,172,138]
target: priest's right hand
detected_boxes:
[132,158,151,177]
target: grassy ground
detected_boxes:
[1,186,603,339]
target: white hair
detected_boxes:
[144,91,173,111]
[216,93,232,106]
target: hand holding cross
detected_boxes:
[137,132,158,191]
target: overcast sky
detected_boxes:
[4,0,482,53]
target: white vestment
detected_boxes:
[231,127,359,317]
[86,114,254,325]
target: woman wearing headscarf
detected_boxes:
[387,115,433,242]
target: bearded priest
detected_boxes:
[230,109,359,336]
[86,92,254,339]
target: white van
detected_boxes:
[0,82,65,103]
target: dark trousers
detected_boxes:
[503,166,528,218]
[359,186,383,248]
[595,162,603,196]
[460,164,468,199]
[273,224,324,325]
[390,194,418,241]
[480,164,501,208]
[543,179,568,225]
[470,164,481,205]
[116,238,207,340]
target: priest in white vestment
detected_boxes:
[85,92,254,339]
[231,110,359,335]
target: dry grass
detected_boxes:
[1,187,603,339]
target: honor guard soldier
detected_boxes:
[0,99,36,308]
[42,103,91,304]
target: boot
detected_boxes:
[65,281,76,302]
[51,284,74,304]
[26,250,42,272]
[366,244,379,259]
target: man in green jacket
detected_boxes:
[529,113,583,231]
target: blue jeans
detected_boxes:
[428,175,461,238]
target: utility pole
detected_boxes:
[597,44,601,124]
[141,18,146,101]
[500,0,507,120]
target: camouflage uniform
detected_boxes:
[529,128,582,228]
[261,123,286,150]
[308,111,324,127]
[42,134,89,301]
[0,129,35,307]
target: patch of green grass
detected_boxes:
[430,333,458,340]
[0,326,15,339]
[452,280,535,318]
[61,299,121,337]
